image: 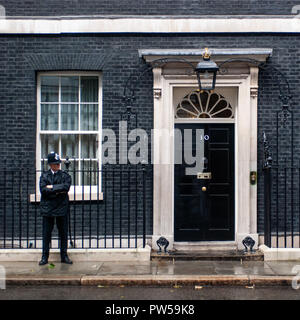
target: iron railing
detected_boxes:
[263,164,300,248]
[263,127,300,248]
[0,164,150,249]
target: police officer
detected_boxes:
[39,152,73,265]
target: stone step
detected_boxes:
[151,250,264,261]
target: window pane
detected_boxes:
[41,134,59,159]
[61,76,79,102]
[80,76,98,102]
[61,104,79,130]
[81,160,98,186]
[41,104,58,130]
[81,135,97,159]
[80,104,98,130]
[41,160,48,172]
[61,134,79,159]
[41,76,59,102]
[65,160,79,186]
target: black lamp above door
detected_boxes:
[195,48,219,91]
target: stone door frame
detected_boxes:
[141,49,271,250]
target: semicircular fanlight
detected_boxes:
[175,90,234,119]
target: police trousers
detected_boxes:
[42,215,68,258]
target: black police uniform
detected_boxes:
[39,153,72,265]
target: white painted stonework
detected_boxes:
[144,49,272,251]
[260,245,300,261]
[0,17,300,34]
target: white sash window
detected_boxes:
[36,72,102,198]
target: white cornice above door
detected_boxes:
[140,48,273,64]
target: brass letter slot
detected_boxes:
[197,172,212,179]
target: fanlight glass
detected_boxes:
[175,90,234,119]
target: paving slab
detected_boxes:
[264,261,300,275]
[38,262,103,275]
[155,261,217,275]
[0,262,43,275]
[1,261,103,276]
[97,261,155,275]
[214,261,276,276]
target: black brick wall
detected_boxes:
[1,33,300,240]
[0,0,299,16]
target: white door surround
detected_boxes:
[140,49,272,250]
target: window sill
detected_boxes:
[29,192,104,203]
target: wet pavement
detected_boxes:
[1,260,299,277]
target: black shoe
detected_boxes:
[39,256,48,265]
[61,255,73,264]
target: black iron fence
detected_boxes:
[263,164,300,248]
[263,124,300,248]
[0,164,151,249]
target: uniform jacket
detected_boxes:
[39,170,72,217]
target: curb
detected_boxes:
[81,275,250,286]
[5,275,295,287]
[6,275,81,286]
[249,275,294,286]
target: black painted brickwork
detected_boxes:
[0,0,299,16]
[1,34,300,238]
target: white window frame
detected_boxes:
[32,71,103,202]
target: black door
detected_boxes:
[174,123,234,241]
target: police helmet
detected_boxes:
[47,152,62,165]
